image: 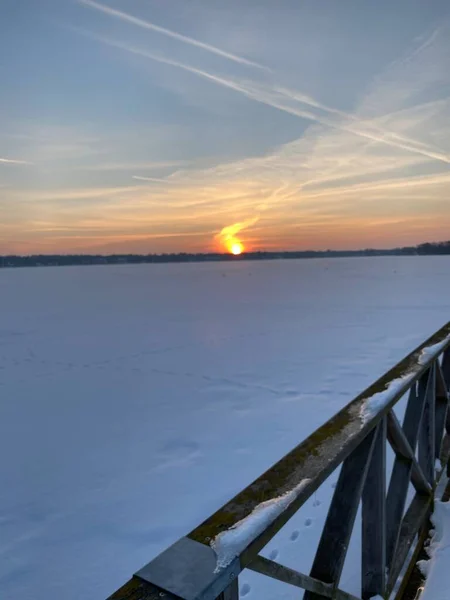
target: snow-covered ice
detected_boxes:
[418,500,450,600]
[1,256,450,600]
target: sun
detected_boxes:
[230,242,244,255]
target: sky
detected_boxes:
[1,0,450,255]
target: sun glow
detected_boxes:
[230,241,244,255]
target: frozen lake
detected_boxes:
[1,256,449,600]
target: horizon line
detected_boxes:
[1,240,449,260]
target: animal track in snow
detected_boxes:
[240,583,251,596]
[304,518,312,527]
[290,530,299,541]
[269,549,279,560]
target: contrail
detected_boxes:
[79,0,268,71]
[132,175,174,183]
[80,32,450,167]
[0,157,31,165]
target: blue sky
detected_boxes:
[1,0,450,254]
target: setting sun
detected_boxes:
[230,242,244,255]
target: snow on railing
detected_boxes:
[108,322,450,600]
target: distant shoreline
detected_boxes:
[1,241,449,269]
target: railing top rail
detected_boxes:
[187,322,450,557]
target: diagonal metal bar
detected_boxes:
[386,374,430,568]
[386,493,432,597]
[304,429,377,600]
[248,556,332,598]
[419,363,436,485]
[362,419,386,599]
[386,411,431,495]
[388,516,430,600]
[386,457,413,572]
[248,555,362,600]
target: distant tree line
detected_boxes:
[1,241,449,269]
[416,241,450,255]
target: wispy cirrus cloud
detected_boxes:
[132,175,175,183]
[2,125,103,166]
[79,30,450,168]
[78,0,267,71]
[14,186,143,202]
[75,160,188,172]
[0,157,32,165]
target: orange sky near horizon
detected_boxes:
[2,1,450,256]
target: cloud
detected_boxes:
[81,31,450,167]
[78,0,267,70]
[5,16,450,254]
[75,160,188,171]
[300,172,450,202]
[0,157,32,165]
[15,186,143,202]
[2,125,104,165]
[132,175,175,183]
[216,216,259,251]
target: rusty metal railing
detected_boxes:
[108,322,450,600]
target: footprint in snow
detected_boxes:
[290,530,299,541]
[241,583,251,596]
[269,549,279,560]
[156,439,201,470]
[304,518,312,527]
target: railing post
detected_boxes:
[419,364,436,485]
[217,578,239,600]
[435,360,449,461]
[362,418,386,599]
[442,348,450,391]
[304,428,377,600]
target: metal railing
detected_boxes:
[108,322,450,600]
